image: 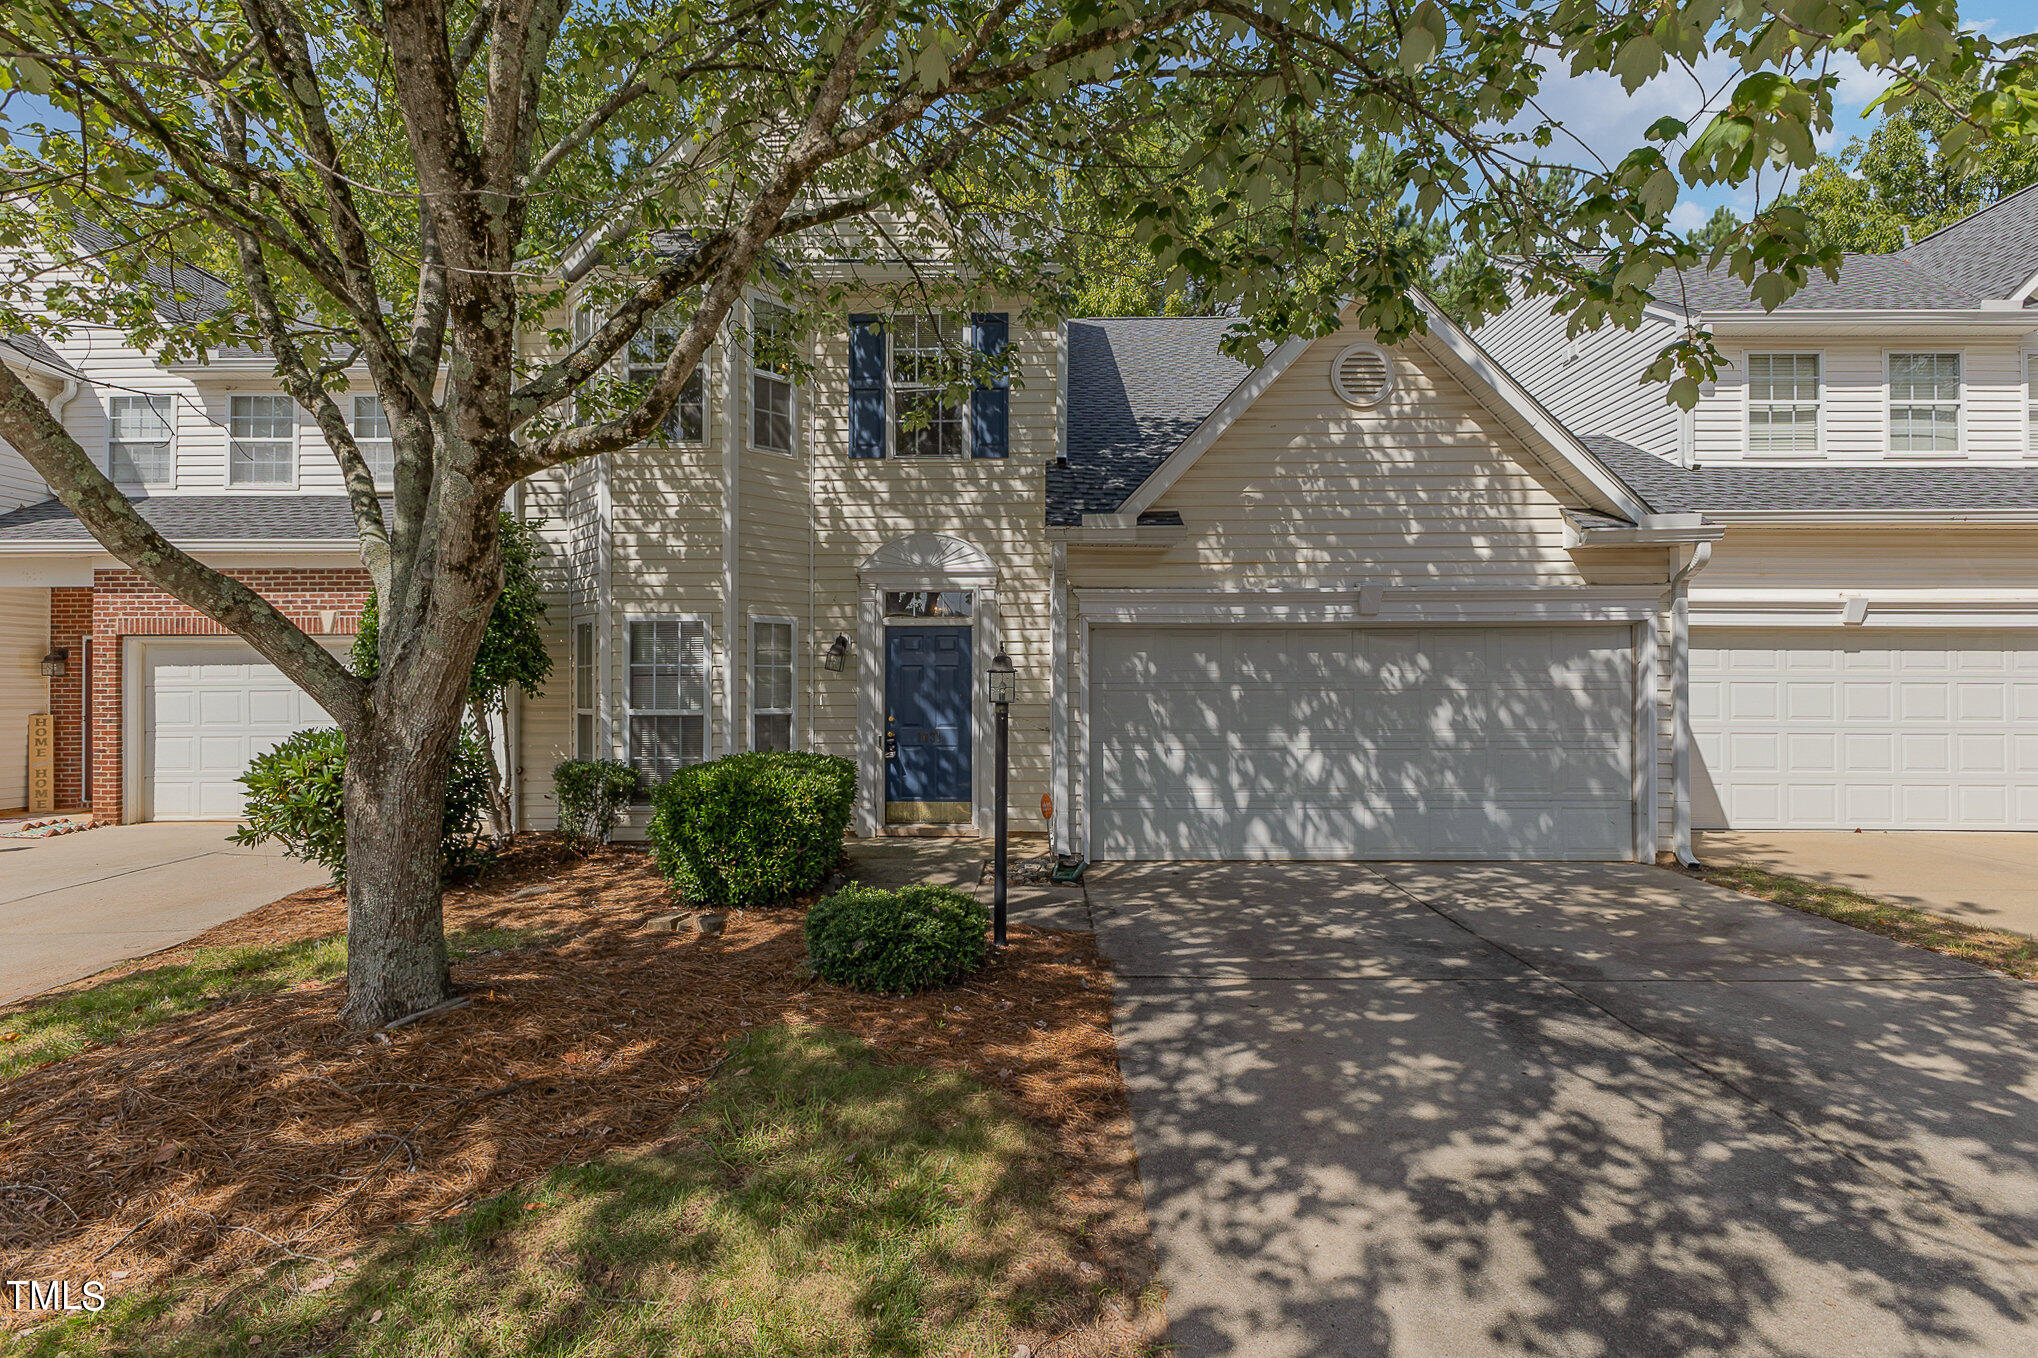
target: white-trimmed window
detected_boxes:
[2026,353,2037,454]
[751,299,795,453]
[751,618,795,751]
[107,393,173,485]
[229,394,295,485]
[351,394,396,484]
[891,313,965,458]
[1888,352,1962,455]
[626,309,705,444]
[1745,353,1820,456]
[572,620,597,759]
[626,617,708,790]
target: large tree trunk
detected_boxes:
[338,707,461,1028]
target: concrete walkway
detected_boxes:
[0,822,327,1003]
[1697,830,2038,936]
[1090,860,2038,1358]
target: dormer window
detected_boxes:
[1889,352,1962,455]
[1746,353,1820,456]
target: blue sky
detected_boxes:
[1524,3,2032,230]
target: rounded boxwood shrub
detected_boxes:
[552,757,640,848]
[806,883,990,994]
[646,752,856,908]
[230,727,495,884]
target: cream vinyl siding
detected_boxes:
[1472,281,1682,458]
[516,462,579,830]
[0,588,51,811]
[1697,336,2033,462]
[807,297,1057,819]
[1697,527,2038,594]
[1070,330,1602,590]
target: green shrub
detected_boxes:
[646,752,856,908]
[231,727,495,884]
[553,758,640,847]
[805,884,990,994]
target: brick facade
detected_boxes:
[47,567,370,820]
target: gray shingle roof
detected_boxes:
[1896,182,2038,303]
[1657,183,2038,314]
[70,219,235,327]
[0,495,368,545]
[1049,316,1253,525]
[1581,435,2038,514]
[0,332,80,378]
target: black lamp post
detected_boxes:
[987,651,1016,947]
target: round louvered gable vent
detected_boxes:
[1330,343,1395,408]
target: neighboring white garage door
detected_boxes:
[1089,625,1636,860]
[1691,628,2038,830]
[143,641,336,820]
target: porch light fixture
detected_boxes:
[822,634,850,672]
[39,647,68,679]
[986,651,1017,707]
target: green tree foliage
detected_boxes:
[350,511,551,714]
[1776,94,2038,254]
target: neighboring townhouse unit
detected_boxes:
[1477,184,2038,833]
[0,246,375,820]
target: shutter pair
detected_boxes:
[848,313,1008,458]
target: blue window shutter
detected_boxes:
[849,314,884,459]
[970,312,1008,459]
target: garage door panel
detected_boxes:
[143,641,337,822]
[1692,628,2038,831]
[1090,625,1635,861]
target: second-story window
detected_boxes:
[2027,353,2037,455]
[751,299,795,453]
[229,394,295,485]
[1746,353,1820,456]
[626,311,705,444]
[1889,352,1962,455]
[891,314,965,457]
[351,395,397,485]
[108,393,173,486]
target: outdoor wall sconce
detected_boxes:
[40,647,68,679]
[822,634,850,672]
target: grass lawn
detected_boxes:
[1692,861,2038,982]
[0,927,537,1081]
[16,1025,1138,1357]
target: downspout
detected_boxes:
[1669,540,1714,867]
[1049,539,1069,856]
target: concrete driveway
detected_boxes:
[0,823,328,1004]
[1090,860,2038,1357]
[1697,830,2038,937]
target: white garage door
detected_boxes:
[144,642,335,820]
[1691,628,2038,830]
[1089,625,1636,860]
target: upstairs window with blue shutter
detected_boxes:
[969,312,1008,458]
[848,314,886,458]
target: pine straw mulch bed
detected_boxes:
[0,837,1156,1349]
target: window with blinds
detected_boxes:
[1746,353,1820,456]
[751,619,794,751]
[229,394,295,484]
[108,393,173,485]
[626,618,707,791]
[1889,352,1962,455]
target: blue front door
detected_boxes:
[886,626,972,819]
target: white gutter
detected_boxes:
[1699,509,2038,526]
[0,537,365,555]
